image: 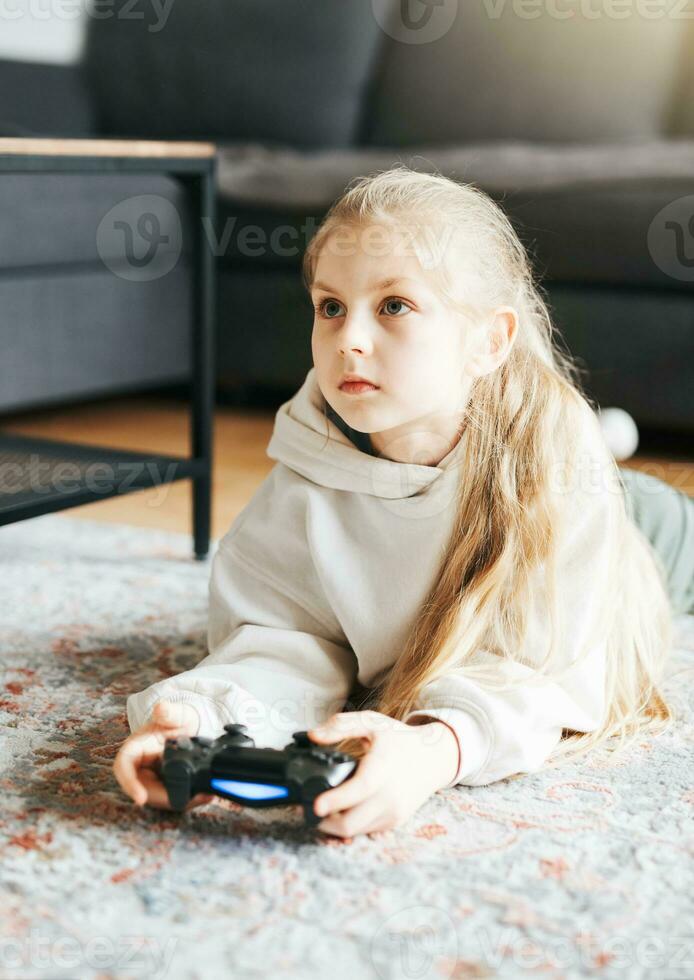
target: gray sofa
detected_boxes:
[1,1,693,432]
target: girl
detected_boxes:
[113,167,694,838]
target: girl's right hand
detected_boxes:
[112,698,215,810]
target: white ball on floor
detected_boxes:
[597,406,639,461]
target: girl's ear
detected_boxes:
[464,307,519,379]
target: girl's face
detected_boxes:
[310,222,499,466]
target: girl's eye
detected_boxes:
[314,299,344,318]
[382,298,410,316]
[313,297,412,318]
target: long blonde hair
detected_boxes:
[302,166,676,776]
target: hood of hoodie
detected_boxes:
[266,366,468,500]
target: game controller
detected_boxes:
[157,723,359,826]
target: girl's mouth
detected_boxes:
[339,382,380,395]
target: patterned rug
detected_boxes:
[0,513,692,980]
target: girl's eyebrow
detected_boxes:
[312,276,421,294]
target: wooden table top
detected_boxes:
[0,138,217,158]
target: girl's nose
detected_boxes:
[338,315,374,354]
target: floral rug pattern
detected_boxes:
[0,514,692,980]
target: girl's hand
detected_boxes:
[307,710,459,838]
[113,699,215,811]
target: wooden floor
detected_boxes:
[2,393,692,545]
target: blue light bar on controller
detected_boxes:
[210,778,289,801]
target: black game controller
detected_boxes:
[158,723,359,827]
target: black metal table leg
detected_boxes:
[191,167,217,561]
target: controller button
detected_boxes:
[193,736,213,747]
[223,723,249,735]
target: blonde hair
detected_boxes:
[302,165,676,777]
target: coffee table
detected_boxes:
[0,138,217,560]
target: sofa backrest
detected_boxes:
[0,60,94,138]
[362,1,692,145]
[83,0,393,149]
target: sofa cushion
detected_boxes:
[0,264,192,413]
[0,173,193,269]
[215,139,694,288]
[0,60,95,139]
[83,0,393,149]
[361,5,688,145]
[547,283,694,431]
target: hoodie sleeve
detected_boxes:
[126,478,359,747]
[404,445,618,789]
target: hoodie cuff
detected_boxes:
[404,705,492,787]
[126,689,235,740]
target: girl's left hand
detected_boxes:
[307,710,459,839]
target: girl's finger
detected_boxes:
[317,794,385,839]
[138,766,175,809]
[113,739,152,804]
[186,793,215,810]
[309,711,383,744]
[313,751,380,818]
[365,821,395,838]
[138,770,213,812]
[151,700,191,729]
[113,729,177,803]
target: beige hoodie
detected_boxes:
[126,366,619,787]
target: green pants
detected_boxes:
[619,467,694,617]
